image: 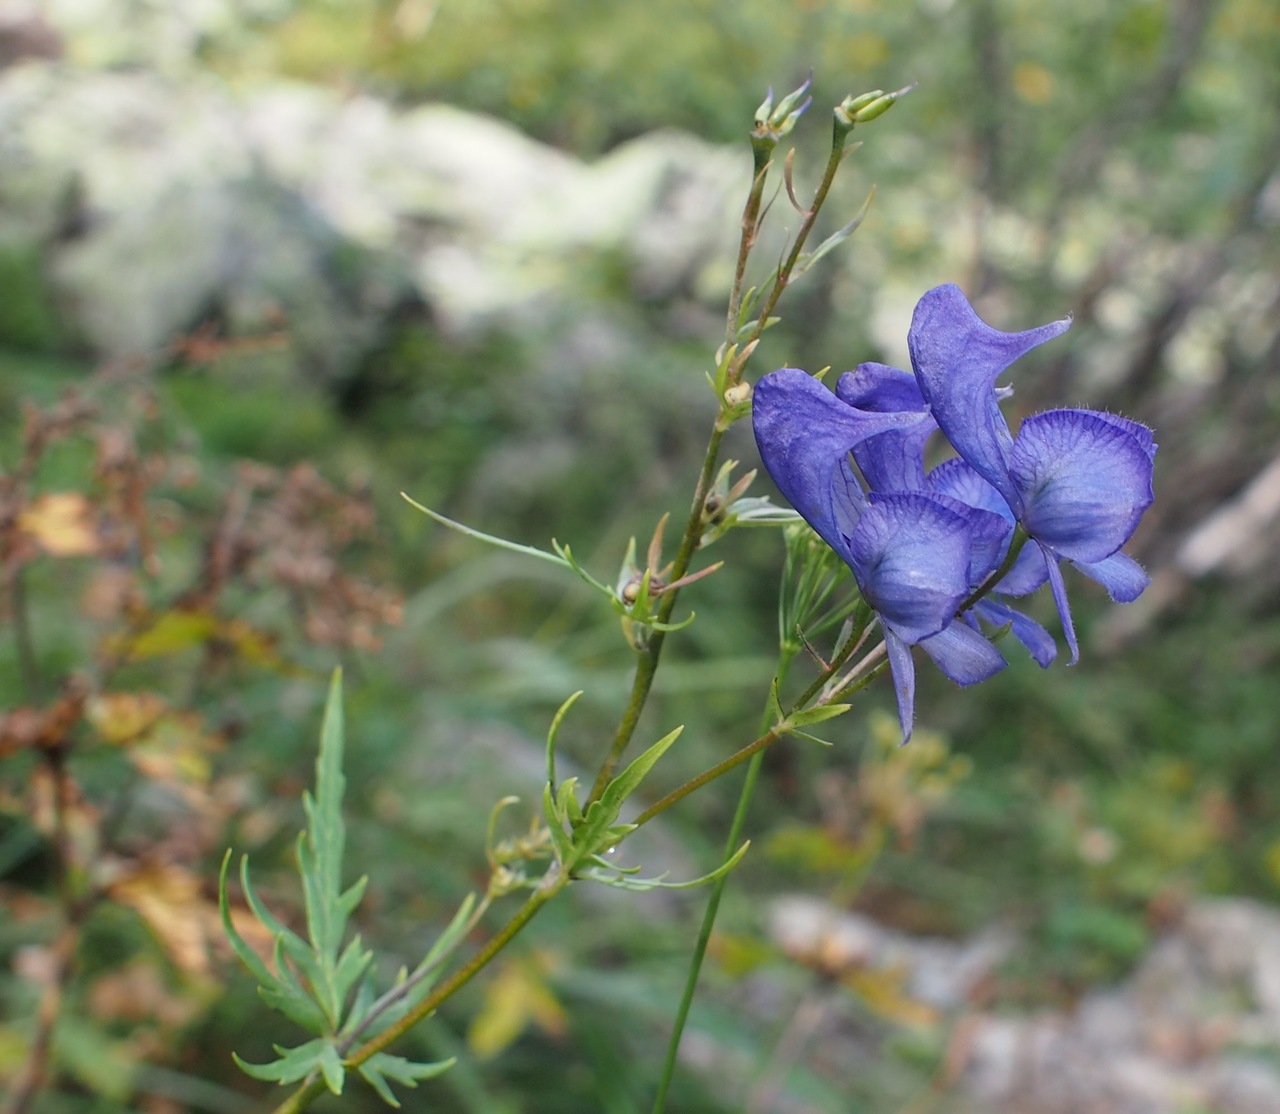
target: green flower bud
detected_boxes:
[751,77,813,167]
[834,82,916,137]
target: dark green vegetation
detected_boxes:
[3,0,1280,1110]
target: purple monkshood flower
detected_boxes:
[751,285,1156,741]
[909,284,1156,660]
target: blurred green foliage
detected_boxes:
[3,0,1280,1110]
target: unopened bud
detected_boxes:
[724,382,752,408]
[751,77,813,166]
[834,82,916,135]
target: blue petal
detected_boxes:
[998,543,1051,597]
[1010,409,1155,564]
[836,364,936,493]
[909,284,1071,512]
[847,494,973,644]
[926,492,1012,585]
[919,621,1007,685]
[1072,551,1150,602]
[752,368,917,557]
[884,628,917,744]
[1041,544,1079,664]
[974,599,1058,667]
[928,457,1013,522]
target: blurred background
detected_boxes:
[2,0,1279,1111]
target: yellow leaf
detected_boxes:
[467,953,566,1060]
[111,611,220,661]
[19,492,98,556]
[88,692,169,745]
[110,863,218,978]
[844,966,937,1028]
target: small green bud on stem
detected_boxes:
[833,82,917,139]
[751,77,813,168]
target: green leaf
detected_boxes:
[599,725,684,815]
[786,703,851,729]
[581,841,752,892]
[317,1040,346,1095]
[558,777,584,826]
[233,1038,334,1086]
[542,782,574,863]
[221,852,333,1033]
[305,669,349,963]
[784,728,836,748]
[359,1052,456,1108]
[218,851,278,991]
[549,539,617,599]
[332,934,375,1013]
[259,981,331,1033]
[545,690,584,788]
[568,726,683,870]
[403,493,573,570]
[792,188,874,279]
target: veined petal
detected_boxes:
[752,368,916,556]
[928,457,1013,522]
[909,284,1071,511]
[837,364,935,492]
[919,620,1007,685]
[1072,551,1150,602]
[847,493,972,644]
[974,599,1058,667]
[1010,409,1155,564]
[927,492,1012,585]
[928,458,1051,594]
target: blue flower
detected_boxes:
[750,285,1156,740]
[752,368,1006,741]
[909,284,1156,659]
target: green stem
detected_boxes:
[650,748,768,1114]
[586,414,729,805]
[724,164,771,349]
[632,727,781,829]
[742,133,849,355]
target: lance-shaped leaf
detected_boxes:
[567,726,683,872]
[296,670,372,1026]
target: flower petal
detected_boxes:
[974,599,1058,667]
[1010,409,1155,564]
[1072,551,1150,602]
[847,493,972,643]
[909,284,1071,512]
[752,368,915,556]
[884,627,918,744]
[1041,544,1079,664]
[919,620,1007,685]
[836,364,936,493]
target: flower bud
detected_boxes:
[751,77,813,166]
[834,82,916,137]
